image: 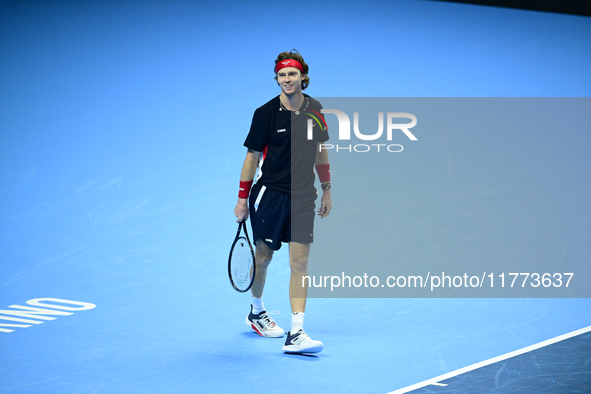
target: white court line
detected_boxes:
[387,324,591,394]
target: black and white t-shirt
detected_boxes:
[244,94,329,196]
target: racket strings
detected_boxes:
[230,237,254,290]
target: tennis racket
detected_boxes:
[228,219,256,292]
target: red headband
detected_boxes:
[274,59,304,74]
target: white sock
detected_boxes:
[251,296,265,315]
[291,312,305,333]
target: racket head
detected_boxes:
[228,221,256,292]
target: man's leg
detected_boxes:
[288,241,310,313]
[245,239,284,338]
[282,241,323,353]
[251,239,274,298]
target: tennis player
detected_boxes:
[234,50,331,353]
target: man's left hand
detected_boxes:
[318,190,332,218]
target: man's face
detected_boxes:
[276,67,303,96]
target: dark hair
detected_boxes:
[274,49,310,90]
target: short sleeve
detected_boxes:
[244,107,269,152]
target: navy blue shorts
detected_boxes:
[248,183,316,251]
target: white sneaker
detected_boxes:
[245,306,284,338]
[282,329,324,353]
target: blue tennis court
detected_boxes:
[1,1,590,393]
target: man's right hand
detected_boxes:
[234,198,249,222]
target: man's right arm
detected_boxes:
[234,149,261,222]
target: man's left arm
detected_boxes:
[315,144,332,218]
